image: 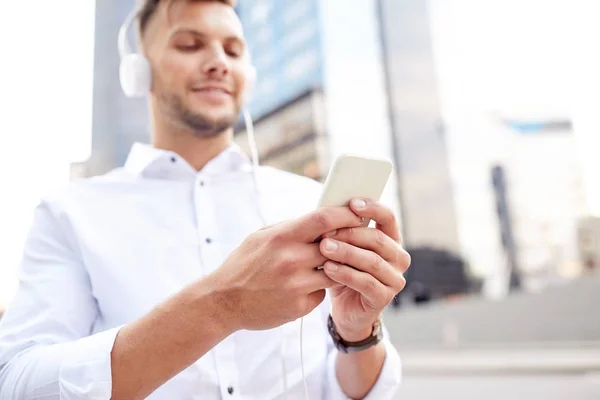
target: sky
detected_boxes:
[0,0,598,308]
[0,2,96,306]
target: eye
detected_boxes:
[176,42,200,52]
[225,43,244,58]
[226,49,242,58]
[173,35,203,52]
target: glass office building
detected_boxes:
[233,1,328,180]
[72,0,150,179]
[235,1,324,120]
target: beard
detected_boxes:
[159,91,240,138]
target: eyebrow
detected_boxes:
[169,28,246,45]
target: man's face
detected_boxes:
[144,1,249,136]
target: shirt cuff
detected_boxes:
[58,326,123,399]
[326,336,402,399]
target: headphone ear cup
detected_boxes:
[120,53,152,98]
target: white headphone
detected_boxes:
[117,4,257,99]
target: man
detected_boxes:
[0,1,410,399]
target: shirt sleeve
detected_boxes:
[0,200,121,400]
[321,293,403,399]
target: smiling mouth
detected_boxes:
[193,88,232,95]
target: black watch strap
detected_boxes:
[327,314,384,353]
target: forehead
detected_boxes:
[156,1,245,39]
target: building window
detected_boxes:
[254,25,272,46]
[256,75,277,98]
[285,49,318,80]
[254,51,276,72]
[283,2,311,26]
[250,1,269,25]
[284,22,316,51]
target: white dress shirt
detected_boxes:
[0,142,402,399]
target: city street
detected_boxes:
[384,273,600,399]
[392,347,600,399]
[396,373,600,400]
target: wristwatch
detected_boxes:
[327,314,384,353]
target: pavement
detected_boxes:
[398,346,600,375]
[393,347,600,399]
[396,373,600,400]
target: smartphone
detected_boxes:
[317,154,393,228]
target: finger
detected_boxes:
[324,227,411,273]
[320,238,404,289]
[293,243,329,270]
[283,207,364,243]
[323,261,400,309]
[348,199,402,243]
[322,227,396,261]
[277,244,333,290]
[304,269,337,292]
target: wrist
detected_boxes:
[182,277,240,338]
[336,326,374,342]
[333,315,379,342]
[328,314,384,354]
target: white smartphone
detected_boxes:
[317,154,393,228]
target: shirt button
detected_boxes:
[200,181,205,187]
[205,238,212,244]
[227,386,234,395]
[170,157,176,163]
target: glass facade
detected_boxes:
[236,0,325,120]
[378,0,460,253]
[73,0,150,178]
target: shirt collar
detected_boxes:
[124,142,251,180]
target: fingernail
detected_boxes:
[351,199,367,209]
[324,239,339,252]
[326,262,339,272]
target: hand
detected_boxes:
[209,206,365,332]
[319,199,411,341]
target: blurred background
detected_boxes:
[1,0,600,398]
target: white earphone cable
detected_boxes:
[243,109,309,400]
[300,317,309,399]
[242,109,260,171]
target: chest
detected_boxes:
[72,179,317,325]
[70,178,330,398]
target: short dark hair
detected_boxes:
[138,0,237,37]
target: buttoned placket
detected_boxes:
[193,174,239,398]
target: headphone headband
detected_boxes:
[118,6,140,59]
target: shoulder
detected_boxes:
[40,168,131,215]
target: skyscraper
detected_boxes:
[71,0,150,179]
[235,0,401,210]
[376,0,460,252]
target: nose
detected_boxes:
[202,46,229,78]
